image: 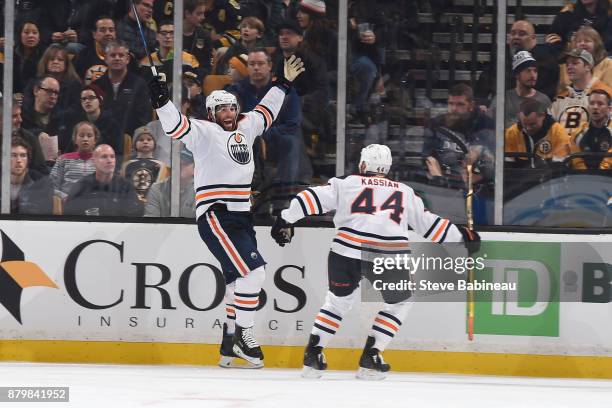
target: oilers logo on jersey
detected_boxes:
[227,132,251,164]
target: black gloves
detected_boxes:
[459,226,481,255]
[271,216,294,247]
[148,75,170,109]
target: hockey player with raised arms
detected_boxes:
[271,144,480,379]
[148,55,305,368]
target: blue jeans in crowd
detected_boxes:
[349,55,378,112]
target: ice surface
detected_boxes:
[0,362,611,407]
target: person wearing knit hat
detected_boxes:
[299,0,326,15]
[511,50,536,76]
[121,125,168,201]
[296,0,337,73]
[498,51,551,128]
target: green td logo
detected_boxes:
[472,242,560,337]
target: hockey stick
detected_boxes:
[130,0,159,77]
[436,126,475,341]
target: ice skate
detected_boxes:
[232,325,264,368]
[356,336,390,380]
[219,323,243,368]
[301,334,327,379]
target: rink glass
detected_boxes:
[1,1,611,228]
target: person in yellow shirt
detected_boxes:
[506,98,571,168]
[570,89,612,169]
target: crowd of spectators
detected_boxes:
[4,0,612,222]
[0,0,344,217]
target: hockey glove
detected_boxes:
[276,54,306,93]
[459,226,481,255]
[271,216,294,247]
[149,74,170,109]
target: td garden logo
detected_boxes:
[0,231,57,324]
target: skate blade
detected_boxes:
[219,355,263,369]
[301,366,324,379]
[232,345,264,368]
[356,367,387,381]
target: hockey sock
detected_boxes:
[311,290,358,348]
[224,281,236,335]
[234,266,265,328]
[369,301,413,351]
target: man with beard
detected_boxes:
[496,51,551,129]
[476,20,559,102]
[569,89,612,169]
[505,99,571,168]
[422,84,495,224]
[423,84,494,185]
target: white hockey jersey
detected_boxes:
[281,175,464,260]
[155,86,286,220]
[550,79,612,138]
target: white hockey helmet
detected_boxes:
[206,90,240,121]
[359,144,392,175]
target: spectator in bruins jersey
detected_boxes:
[120,126,169,201]
[73,16,117,85]
[547,0,610,56]
[558,26,612,92]
[550,49,612,139]
[139,21,200,82]
[183,0,214,74]
[116,0,157,61]
[202,0,242,49]
[569,89,612,169]
[506,99,571,168]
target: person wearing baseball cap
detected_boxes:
[499,51,551,128]
[144,148,196,218]
[551,48,612,138]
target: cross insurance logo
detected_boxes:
[0,231,57,324]
[473,242,560,337]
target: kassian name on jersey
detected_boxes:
[361,178,400,188]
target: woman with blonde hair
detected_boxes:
[30,44,82,110]
[558,25,612,90]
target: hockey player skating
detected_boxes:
[271,144,480,379]
[148,55,305,368]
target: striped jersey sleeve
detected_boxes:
[155,101,193,143]
[405,188,463,243]
[281,180,338,224]
[242,85,287,138]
